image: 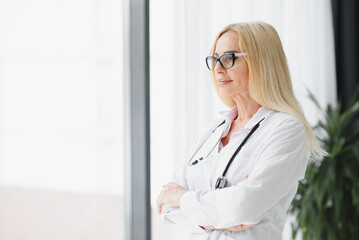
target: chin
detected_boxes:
[218,92,235,99]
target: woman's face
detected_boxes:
[214,31,249,98]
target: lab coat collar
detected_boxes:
[219,105,272,130]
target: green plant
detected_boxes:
[288,89,359,240]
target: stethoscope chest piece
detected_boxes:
[215,176,227,189]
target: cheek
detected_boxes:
[231,70,249,86]
[235,61,249,80]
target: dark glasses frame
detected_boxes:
[206,52,247,71]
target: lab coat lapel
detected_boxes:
[185,117,226,165]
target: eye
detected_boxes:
[220,54,234,67]
[221,54,231,61]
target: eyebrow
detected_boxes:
[213,50,239,56]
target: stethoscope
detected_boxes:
[187,117,265,189]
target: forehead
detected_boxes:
[214,31,240,55]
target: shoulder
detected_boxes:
[251,111,308,161]
[263,110,306,138]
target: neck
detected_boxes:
[232,94,261,124]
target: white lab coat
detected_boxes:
[161,107,308,240]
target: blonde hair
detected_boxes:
[209,22,326,161]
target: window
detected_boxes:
[0,1,125,239]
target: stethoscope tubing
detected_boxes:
[187,117,265,189]
[220,117,265,178]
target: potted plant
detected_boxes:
[288,89,359,240]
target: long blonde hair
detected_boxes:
[209,22,326,161]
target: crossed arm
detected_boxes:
[157,182,256,232]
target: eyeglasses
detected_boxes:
[205,52,247,71]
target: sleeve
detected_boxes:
[160,117,223,234]
[161,155,212,234]
[178,118,308,229]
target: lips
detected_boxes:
[217,80,232,86]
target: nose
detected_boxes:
[214,60,225,74]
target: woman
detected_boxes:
[156,22,325,240]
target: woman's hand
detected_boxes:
[157,182,257,232]
[201,224,257,232]
[157,182,188,214]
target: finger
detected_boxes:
[246,224,257,227]
[202,225,215,230]
[158,204,162,214]
[166,182,176,187]
[159,188,167,195]
[227,224,252,232]
[156,197,162,214]
[157,200,162,214]
[239,224,256,231]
